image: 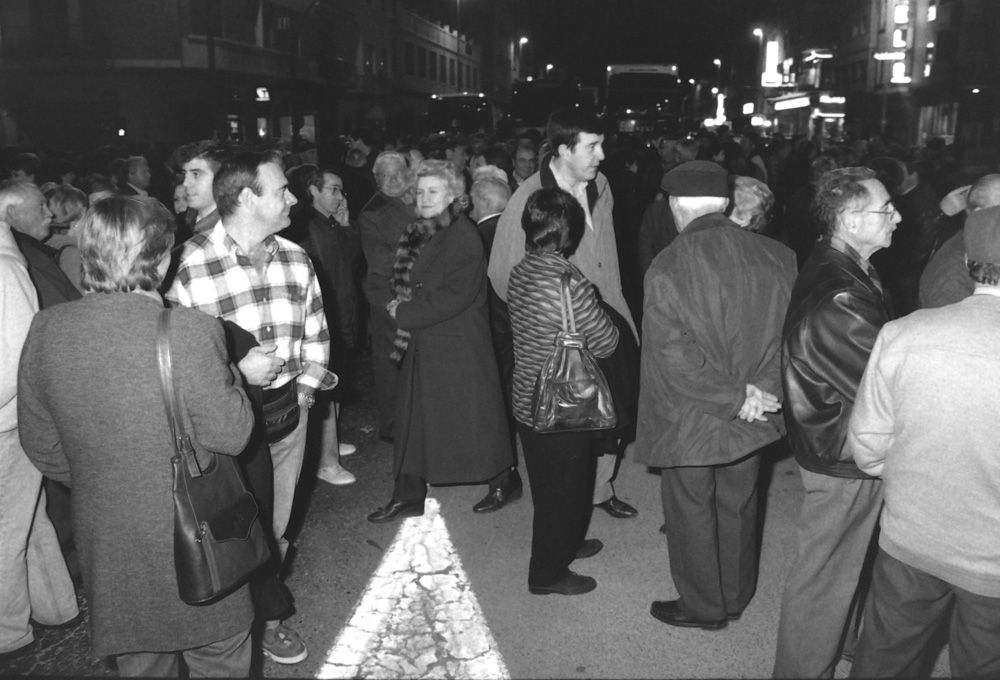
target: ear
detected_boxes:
[238,185,256,209]
[308,184,321,201]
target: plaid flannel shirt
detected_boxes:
[167,221,335,394]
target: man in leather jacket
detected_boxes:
[773,167,900,678]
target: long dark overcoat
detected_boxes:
[17,293,254,657]
[393,214,513,483]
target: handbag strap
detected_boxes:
[559,270,577,334]
[156,309,202,478]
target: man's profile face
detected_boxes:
[845,179,901,254]
[251,162,297,235]
[182,157,216,213]
[9,188,53,241]
[130,160,151,190]
[558,132,605,183]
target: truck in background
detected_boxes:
[498,79,594,139]
[603,63,685,137]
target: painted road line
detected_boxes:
[316,497,509,679]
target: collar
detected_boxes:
[211,220,278,262]
[126,182,148,196]
[973,286,1000,298]
[827,235,869,269]
[312,205,333,220]
[476,212,502,224]
[539,155,599,212]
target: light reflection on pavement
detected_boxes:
[316,498,509,679]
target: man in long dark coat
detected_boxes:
[634,161,796,630]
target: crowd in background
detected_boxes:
[2,116,998,677]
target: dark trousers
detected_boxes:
[851,549,1000,679]
[517,424,597,587]
[659,452,761,620]
[368,303,399,439]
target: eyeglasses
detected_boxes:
[324,186,346,196]
[863,201,897,216]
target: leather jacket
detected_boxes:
[782,240,893,478]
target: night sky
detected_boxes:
[521,0,773,86]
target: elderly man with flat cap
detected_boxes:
[845,204,1000,677]
[634,161,796,630]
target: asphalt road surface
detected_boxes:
[1,353,951,678]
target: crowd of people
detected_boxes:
[2,107,999,678]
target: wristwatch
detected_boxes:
[300,393,316,409]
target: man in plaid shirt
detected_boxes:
[168,150,334,665]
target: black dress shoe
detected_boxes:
[595,495,638,518]
[529,571,597,596]
[473,470,523,513]
[367,499,424,523]
[650,600,727,630]
[575,538,604,559]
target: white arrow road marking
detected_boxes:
[316,498,509,679]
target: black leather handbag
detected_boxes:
[157,310,271,606]
[531,270,618,434]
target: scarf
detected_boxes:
[389,205,459,363]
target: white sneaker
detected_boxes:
[338,442,357,457]
[317,465,356,486]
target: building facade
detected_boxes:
[745,0,999,154]
[0,0,517,152]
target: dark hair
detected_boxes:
[10,152,40,177]
[546,108,603,154]
[867,156,905,197]
[79,196,175,293]
[213,150,283,219]
[521,187,585,257]
[967,259,1000,286]
[812,166,877,238]
[173,140,230,173]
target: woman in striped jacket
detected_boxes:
[508,186,619,597]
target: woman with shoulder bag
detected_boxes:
[18,196,256,677]
[507,187,619,596]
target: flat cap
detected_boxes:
[660,160,728,198]
[965,205,1000,265]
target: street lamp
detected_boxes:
[517,37,529,80]
[713,58,722,86]
[753,27,763,40]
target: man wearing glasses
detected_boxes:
[301,168,362,487]
[773,167,900,678]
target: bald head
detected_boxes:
[0,180,53,240]
[968,174,1000,212]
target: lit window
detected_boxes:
[891,60,911,83]
[893,29,907,47]
[894,3,909,24]
[928,2,937,21]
